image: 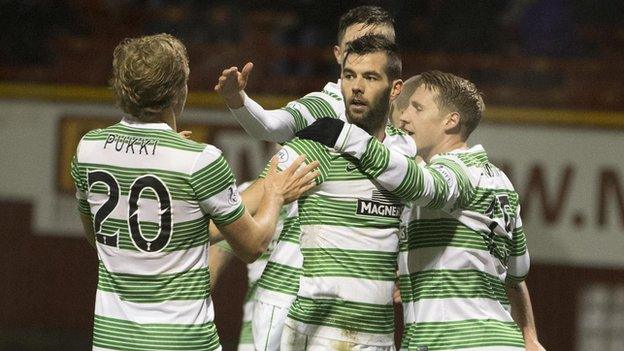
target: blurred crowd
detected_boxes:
[0,0,622,109]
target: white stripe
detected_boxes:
[376,149,410,193]
[285,317,395,347]
[198,183,242,219]
[268,240,303,267]
[255,287,296,307]
[78,138,207,174]
[242,299,254,322]
[409,297,513,323]
[404,246,507,280]
[298,275,394,305]
[95,290,214,325]
[316,179,390,199]
[300,224,399,253]
[98,243,208,275]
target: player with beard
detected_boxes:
[271,35,415,350]
[297,71,546,350]
[213,6,400,351]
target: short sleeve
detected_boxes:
[189,146,245,226]
[70,154,91,215]
[505,206,530,284]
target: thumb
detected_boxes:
[240,62,254,84]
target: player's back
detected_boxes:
[72,118,232,351]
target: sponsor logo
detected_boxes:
[356,200,404,218]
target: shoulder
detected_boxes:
[384,125,417,157]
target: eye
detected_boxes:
[343,72,354,79]
[364,75,378,81]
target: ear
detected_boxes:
[389,79,403,101]
[333,45,342,65]
[444,111,461,132]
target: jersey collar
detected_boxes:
[120,116,174,131]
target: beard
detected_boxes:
[346,87,391,135]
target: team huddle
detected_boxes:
[71,5,544,351]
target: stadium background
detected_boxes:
[1,1,623,350]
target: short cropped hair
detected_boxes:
[337,5,395,45]
[111,33,189,121]
[342,34,401,81]
[415,71,485,139]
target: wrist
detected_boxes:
[224,91,245,109]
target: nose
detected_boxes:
[351,77,364,94]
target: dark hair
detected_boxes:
[342,34,401,81]
[337,5,395,45]
[415,71,485,139]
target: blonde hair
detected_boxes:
[111,34,189,121]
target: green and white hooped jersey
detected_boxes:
[281,81,346,132]
[254,82,345,309]
[71,118,244,351]
[334,130,529,350]
[279,126,417,346]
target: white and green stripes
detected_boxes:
[93,315,221,351]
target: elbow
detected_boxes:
[240,249,262,264]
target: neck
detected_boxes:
[372,124,386,142]
[421,136,467,163]
[158,107,177,131]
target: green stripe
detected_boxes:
[301,248,397,281]
[398,269,509,304]
[76,163,194,201]
[277,216,301,244]
[97,263,210,303]
[282,106,308,132]
[212,203,245,226]
[299,194,401,228]
[286,138,332,183]
[288,296,394,334]
[297,96,338,119]
[238,321,253,345]
[257,261,301,296]
[403,319,524,350]
[93,315,220,351]
[190,156,237,202]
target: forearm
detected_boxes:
[209,243,235,288]
[336,124,451,207]
[506,281,540,345]
[79,213,96,248]
[229,93,297,143]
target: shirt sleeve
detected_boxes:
[506,205,530,284]
[265,138,331,186]
[189,145,245,226]
[333,123,473,210]
[70,154,91,215]
[229,89,342,143]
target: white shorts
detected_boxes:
[280,323,396,351]
[252,300,290,351]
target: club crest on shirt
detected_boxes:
[277,148,289,164]
[228,185,240,205]
[345,162,358,172]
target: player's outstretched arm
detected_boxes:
[296,118,468,209]
[214,62,299,143]
[506,281,546,351]
[216,156,319,263]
